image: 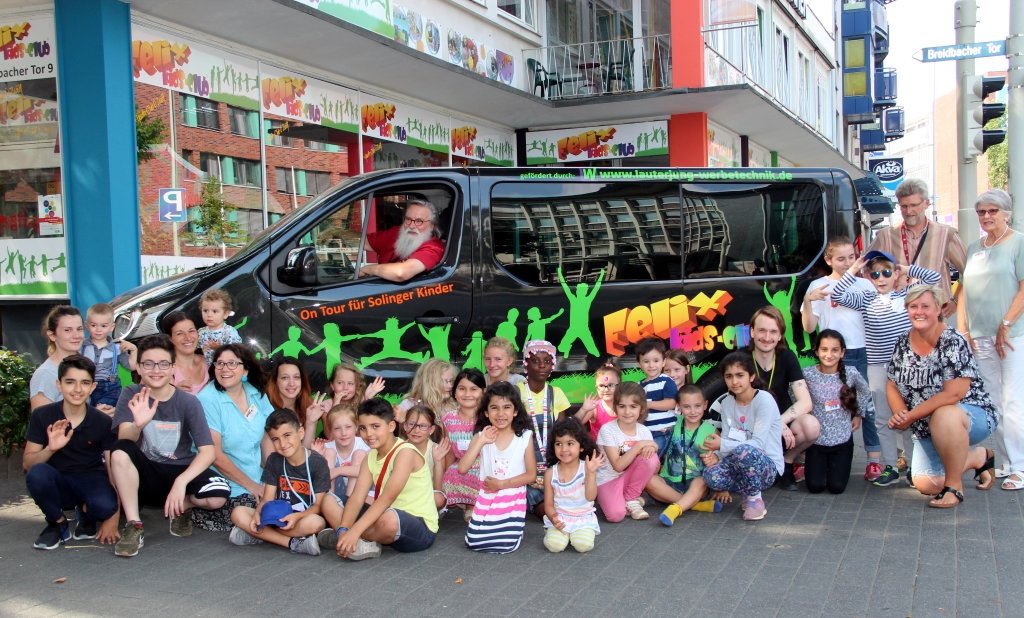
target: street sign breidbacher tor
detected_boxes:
[918,40,1006,62]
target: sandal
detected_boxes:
[1001,472,1024,491]
[928,486,964,509]
[975,448,995,490]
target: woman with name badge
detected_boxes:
[196,343,274,530]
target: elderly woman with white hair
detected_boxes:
[887,284,998,508]
[958,188,1024,490]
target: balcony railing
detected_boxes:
[523,35,671,100]
[874,67,897,108]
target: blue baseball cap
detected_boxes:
[862,250,895,265]
[256,499,293,530]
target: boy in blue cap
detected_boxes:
[229,409,329,555]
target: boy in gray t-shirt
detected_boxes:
[108,335,230,558]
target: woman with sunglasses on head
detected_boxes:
[194,343,274,531]
[959,189,1024,490]
[832,250,940,486]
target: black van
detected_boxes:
[111,167,860,401]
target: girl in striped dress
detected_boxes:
[458,382,537,553]
[442,369,486,521]
[542,419,603,553]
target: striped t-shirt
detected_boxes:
[831,264,940,365]
[640,374,678,433]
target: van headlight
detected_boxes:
[113,302,170,340]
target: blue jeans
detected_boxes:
[90,379,122,407]
[912,403,996,477]
[389,508,436,553]
[652,430,672,460]
[844,347,879,453]
[25,464,118,524]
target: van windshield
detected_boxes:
[219,175,363,265]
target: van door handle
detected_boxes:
[415,316,459,325]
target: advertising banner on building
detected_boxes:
[132,25,260,110]
[360,96,450,154]
[708,0,757,26]
[708,121,740,167]
[0,237,67,297]
[0,17,55,81]
[867,156,904,198]
[297,0,394,38]
[524,120,668,165]
[261,65,359,134]
[450,119,515,166]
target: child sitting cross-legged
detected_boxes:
[542,418,603,553]
[229,409,330,556]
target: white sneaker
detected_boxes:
[229,526,262,546]
[288,535,321,556]
[347,538,382,561]
[625,499,649,520]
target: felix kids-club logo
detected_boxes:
[262,75,321,122]
[452,126,484,159]
[132,38,208,96]
[361,102,404,142]
[1,22,49,60]
[557,127,635,160]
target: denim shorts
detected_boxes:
[389,508,436,553]
[912,403,995,477]
[526,484,544,508]
[652,430,672,460]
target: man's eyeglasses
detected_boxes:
[403,421,433,432]
[140,360,172,371]
[404,216,430,227]
[869,269,893,280]
[976,208,1001,217]
[215,360,243,370]
[596,383,619,390]
[900,200,925,209]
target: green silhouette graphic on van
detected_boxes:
[270,325,315,359]
[523,306,564,348]
[309,323,363,377]
[358,317,426,368]
[233,316,248,331]
[418,323,452,362]
[495,308,520,350]
[556,266,604,357]
[460,330,485,371]
[763,277,811,352]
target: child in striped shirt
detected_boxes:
[636,337,678,459]
[831,250,940,485]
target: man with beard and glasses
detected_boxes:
[866,178,966,318]
[360,199,446,282]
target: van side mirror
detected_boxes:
[278,246,319,287]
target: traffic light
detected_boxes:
[962,75,1007,157]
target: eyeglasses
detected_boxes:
[900,200,925,209]
[140,360,172,371]
[869,269,893,280]
[596,383,619,389]
[215,360,243,370]
[404,216,430,227]
[403,421,433,431]
[976,208,1001,217]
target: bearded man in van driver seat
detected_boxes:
[359,199,446,283]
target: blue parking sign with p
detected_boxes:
[159,188,185,222]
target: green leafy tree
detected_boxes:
[985,114,1008,190]
[135,105,166,164]
[186,177,242,246]
[0,348,33,455]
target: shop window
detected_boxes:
[498,0,535,26]
[228,106,259,138]
[491,181,681,285]
[266,119,295,147]
[179,94,220,130]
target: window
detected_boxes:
[179,94,220,130]
[266,119,295,147]
[199,152,222,179]
[276,169,332,195]
[228,106,259,138]
[682,183,824,278]
[200,153,261,188]
[491,182,681,285]
[299,197,364,286]
[498,0,535,26]
[233,158,262,188]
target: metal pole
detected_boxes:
[1009,4,1024,231]
[956,0,979,245]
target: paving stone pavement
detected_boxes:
[1,442,1022,618]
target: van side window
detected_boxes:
[491,182,681,285]
[682,184,825,278]
[301,197,365,285]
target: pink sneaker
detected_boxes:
[742,496,767,521]
[864,462,882,482]
[793,463,805,483]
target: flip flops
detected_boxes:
[928,486,964,509]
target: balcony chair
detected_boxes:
[527,58,562,99]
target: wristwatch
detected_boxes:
[1003,320,1013,328]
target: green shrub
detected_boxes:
[0,348,34,455]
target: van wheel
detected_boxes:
[699,376,726,430]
